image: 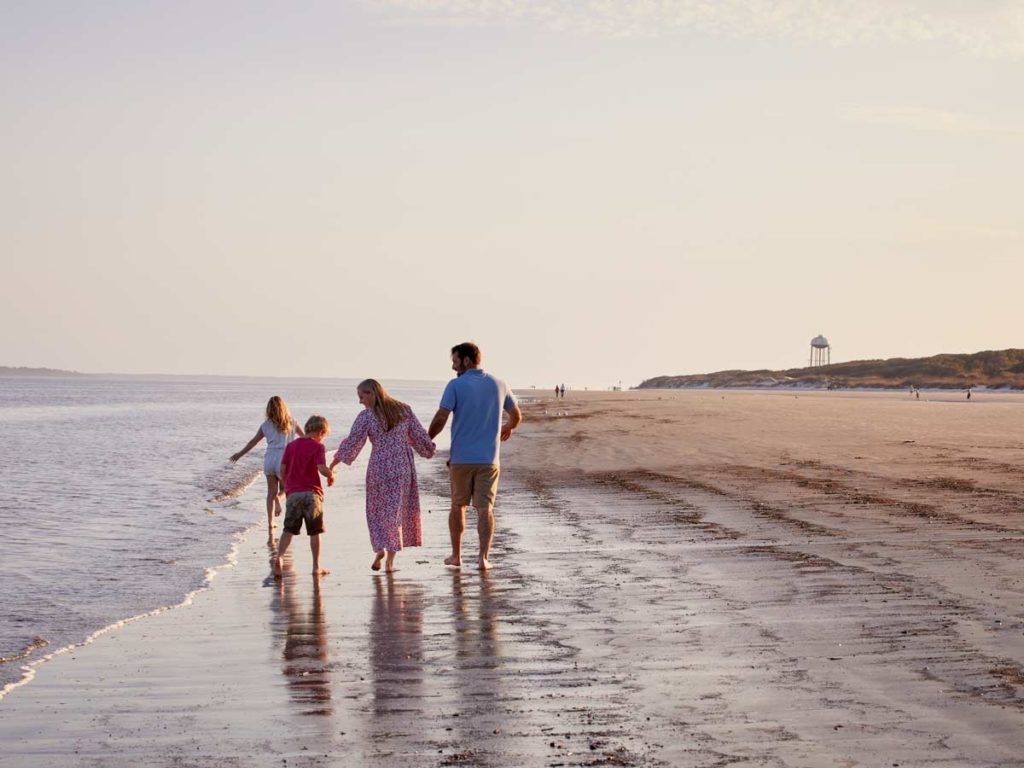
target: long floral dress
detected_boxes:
[334,407,435,552]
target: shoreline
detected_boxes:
[0,523,257,704]
[0,468,264,702]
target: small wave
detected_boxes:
[0,523,257,703]
[202,466,261,503]
[0,637,49,665]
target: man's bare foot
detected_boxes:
[371,552,385,571]
[477,557,491,571]
[313,567,330,576]
[444,555,462,567]
[272,557,283,578]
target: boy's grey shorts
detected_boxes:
[283,492,324,536]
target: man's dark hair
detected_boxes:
[451,342,481,365]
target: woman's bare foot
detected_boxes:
[313,567,330,576]
[385,553,397,573]
[444,555,462,567]
[371,552,385,571]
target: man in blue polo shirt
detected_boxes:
[428,342,522,571]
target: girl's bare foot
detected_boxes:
[444,555,461,567]
[371,552,385,571]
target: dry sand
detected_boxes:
[2,388,1024,767]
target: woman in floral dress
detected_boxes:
[330,379,435,573]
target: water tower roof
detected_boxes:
[810,335,830,348]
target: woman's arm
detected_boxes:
[407,408,436,459]
[293,420,305,438]
[331,411,370,468]
[230,428,265,462]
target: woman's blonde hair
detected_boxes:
[358,379,408,432]
[265,396,293,434]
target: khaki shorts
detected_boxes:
[449,464,500,509]
[283,492,325,536]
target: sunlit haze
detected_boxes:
[3,1,1021,388]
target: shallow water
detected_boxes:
[0,375,444,694]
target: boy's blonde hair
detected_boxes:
[304,414,330,436]
[265,396,293,434]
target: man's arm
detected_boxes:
[428,407,451,440]
[500,403,522,442]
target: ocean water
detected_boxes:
[0,375,446,697]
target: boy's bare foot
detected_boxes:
[371,552,385,571]
[313,567,330,576]
[272,557,283,578]
[444,555,461,567]
[477,557,491,571]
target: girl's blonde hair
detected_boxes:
[265,396,293,434]
[358,379,408,432]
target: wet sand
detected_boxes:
[3,388,1024,766]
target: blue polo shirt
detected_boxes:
[440,369,517,465]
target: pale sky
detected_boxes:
[3,1,1022,388]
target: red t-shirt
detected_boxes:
[282,438,326,497]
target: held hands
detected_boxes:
[326,469,336,488]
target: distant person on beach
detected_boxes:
[428,342,522,571]
[555,385,560,398]
[274,415,334,577]
[329,379,436,574]
[230,396,304,538]
[560,383,566,398]
[967,389,972,400]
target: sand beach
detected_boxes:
[2,388,1024,767]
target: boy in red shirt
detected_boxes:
[274,414,335,577]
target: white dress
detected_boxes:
[261,420,294,477]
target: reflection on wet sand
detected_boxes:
[368,575,425,718]
[449,569,507,757]
[452,570,500,665]
[271,573,333,716]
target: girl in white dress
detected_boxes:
[230,396,304,537]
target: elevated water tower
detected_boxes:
[809,335,831,367]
